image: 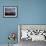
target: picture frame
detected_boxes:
[3,6,17,18]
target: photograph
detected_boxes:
[3,6,17,17]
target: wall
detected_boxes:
[0,0,46,44]
[0,0,18,44]
[19,0,46,24]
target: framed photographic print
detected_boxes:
[3,6,17,18]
